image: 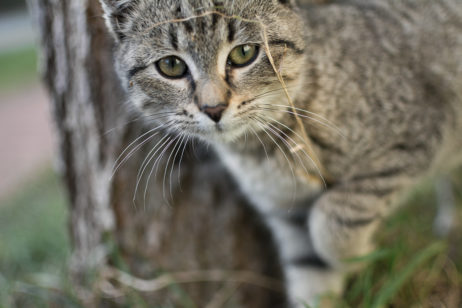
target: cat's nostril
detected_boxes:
[201,104,227,123]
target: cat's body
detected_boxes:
[101,0,462,306]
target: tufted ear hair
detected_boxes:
[99,0,136,41]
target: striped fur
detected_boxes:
[101,0,462,306]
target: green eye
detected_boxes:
[156,56,187,78]
[228,44,259,67]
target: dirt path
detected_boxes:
[0,84,54,200]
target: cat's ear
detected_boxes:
[99,0,136,41]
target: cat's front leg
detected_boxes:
[299,177,404,306]
[265,213,345,308]
[309,185,396,270]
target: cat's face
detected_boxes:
[102,0,306,143]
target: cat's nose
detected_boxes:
[201,104,227,123]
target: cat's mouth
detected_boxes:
[191,119,249,143]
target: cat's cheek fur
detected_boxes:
[128,90,152,112]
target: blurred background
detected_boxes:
[0,1,70,306]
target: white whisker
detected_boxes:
[259,114,327,187]
[252,117,297,203]
[265,104,346,139]
[133,135,170,204]
[263,116,327,188]
[111,121,173,179]
[142,136,177,208]
[264,120,312,179]
[164,133,186,201]
[248,124,269,161]
[177,135,191,191]
[169,133,187,198]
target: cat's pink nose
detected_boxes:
[201,104,227,123]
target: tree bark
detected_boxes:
[28,0,284,307]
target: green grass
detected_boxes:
[336,171,462,308]
[0,168,460,307]
[0,168,75,308]
[0,47,38,93]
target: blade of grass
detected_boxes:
[345,249,391,264]
[371,242,446,308]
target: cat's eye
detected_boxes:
[156,56,188,78]
[228,44,259,67]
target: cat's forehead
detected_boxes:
[129,0,273,64]
[150,0,276,13]
[131,0,280,34]
[118,0,302,72]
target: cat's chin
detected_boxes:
[194,124,249,145]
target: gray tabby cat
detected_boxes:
[100,0,462,306]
